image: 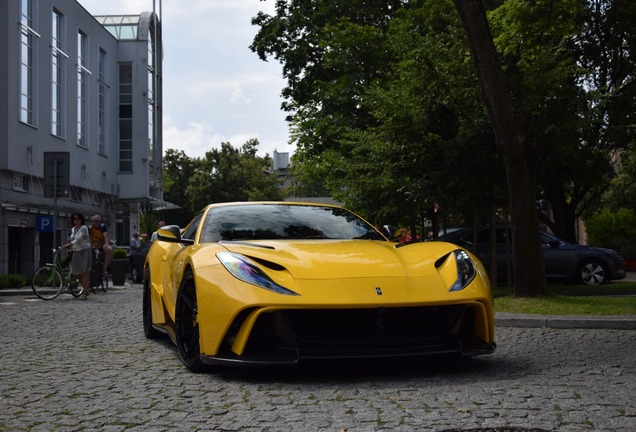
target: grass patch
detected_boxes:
[494,281,636,315]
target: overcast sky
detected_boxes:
[77,0,293,160]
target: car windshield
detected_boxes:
[199,204,384,242]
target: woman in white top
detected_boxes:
[64,213,92,300]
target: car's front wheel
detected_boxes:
[578,259,608,286]
[175,269,204,372]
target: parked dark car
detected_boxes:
[439,226,626,286]
[129,242,151,283]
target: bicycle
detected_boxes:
[90,248,109,294]
[32,247,84,300]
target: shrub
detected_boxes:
[0,274,28,289]
[585,208,636,259]
[113,248,128,259]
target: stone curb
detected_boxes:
[496,313,636,330]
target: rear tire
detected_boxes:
[32,266,63,300]
[175,269,204,372]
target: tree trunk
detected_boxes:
[454,0,546,296]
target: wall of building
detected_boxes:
[0,0,163,276]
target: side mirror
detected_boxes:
[156,225,194,245]
[382,225,403,242]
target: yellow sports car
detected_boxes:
[142,202,496,371]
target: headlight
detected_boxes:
[217,252,299,296]
[449,250,477,292]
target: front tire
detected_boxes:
[175,269,204,372]
[32,266,63,300]
[579,259,608,286]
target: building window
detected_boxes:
[98,15,139,40]
[76,30,90,148]
[20,0,38,126]
[71,186,82,202]
[119,63,133,172]
[147,38,155,177]
[98,49,107,155]
[51,9,67,137]
[13,174,29,192]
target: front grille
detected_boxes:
[233,305,479,360]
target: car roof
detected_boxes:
[203,201,341,210]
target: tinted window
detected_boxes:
[199,204,383,243]
[460,228,510,246]
[182,212,203,241]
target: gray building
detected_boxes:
[0,0,165,276]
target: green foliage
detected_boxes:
[601,144,636,212]
[251,0,404,159]
[0,274,28,289]
[585,208,636,259]
[112,248,128,259]
[160,140,283,224]
[495,291,636,315]
[185,139,283,211]
[161,149,201,226]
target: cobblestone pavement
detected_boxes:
[1,286,634,432]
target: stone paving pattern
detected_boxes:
[0,286,634,431]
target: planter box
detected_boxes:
[110,259,128,285]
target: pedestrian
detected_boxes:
[150,219,166,242]
[64,213,92,300]
[89,214,113,275]
[130,232,141,252]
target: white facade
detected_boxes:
[0,0,164,276]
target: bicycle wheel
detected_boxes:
[68,276,83,298]
[32,266,64,300]
[90,269,99,294]
[101,275,109,293]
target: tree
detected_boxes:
[251,0,405,157]
[162,149,201,225]
[336,1,507,231]
[185,139,284,211]
[453,0,546,296]
[487,0,635,242]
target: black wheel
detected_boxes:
[175,269,204,372]
[143,270,162,340]
[579,259,608,286]
[130,264,141,283]
[32,266,63,300]
[101,275,108,292]
[90,269,99,293]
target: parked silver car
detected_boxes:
[439,226,626,286]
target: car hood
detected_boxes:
[218,239,462,280]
